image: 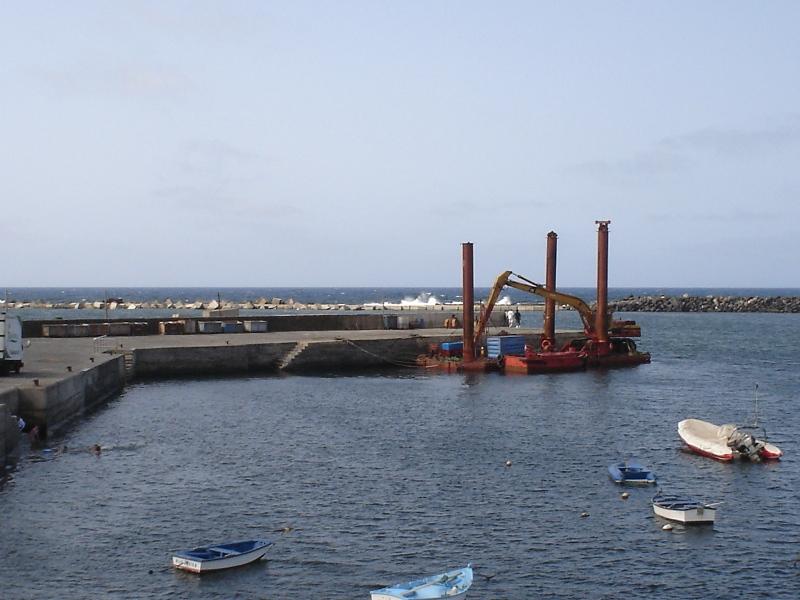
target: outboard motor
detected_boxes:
[727,428,764,462]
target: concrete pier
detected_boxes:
[1,389,21,472]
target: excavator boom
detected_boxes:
[473,271,640,349]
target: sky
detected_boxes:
[1,1,799,287]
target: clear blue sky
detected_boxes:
[2,1,798,287]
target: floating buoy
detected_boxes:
[505,460,512,467]
[662,524,673,531]
[580,512,590,518]
[621,492,630,500]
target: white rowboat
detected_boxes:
[652,492,717,524]
[371,565,473,600]
[172,539,272,573]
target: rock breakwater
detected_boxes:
[609,295,800,313]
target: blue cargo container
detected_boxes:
[441,342,463,352]
[223,322,245,334]
[486,335,526,358]
[440,341,463,357]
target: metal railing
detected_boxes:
[93,335,115,354]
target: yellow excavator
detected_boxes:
[474,270,642,351]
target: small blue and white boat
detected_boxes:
[172,539,273,573]
[652,491,717,524]
[608,459,656,485]
[371,565,473,600]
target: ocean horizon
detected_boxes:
[4,286,800,306]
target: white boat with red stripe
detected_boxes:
[678,418,782,462]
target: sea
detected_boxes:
[1,294,799,599]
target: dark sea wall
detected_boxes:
[609,295,800,313]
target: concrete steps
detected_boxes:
[123,352,136,380]
[279,341,309,370]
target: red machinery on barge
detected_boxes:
[419,221,650,374]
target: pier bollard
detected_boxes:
[66,366,72,372]
[33,379,40,386]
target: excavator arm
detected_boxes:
[472,271,514,347]
[472,271,640,350]
[504,273,595,335]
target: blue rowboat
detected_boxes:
[172,539,273,573]
[608,459,656,485]
[371,565,473,600]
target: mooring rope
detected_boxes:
[336,337,441,369]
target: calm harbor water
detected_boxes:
[1,312,799,599]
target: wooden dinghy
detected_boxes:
[371,565,473,600]
[652,492,717,524]
[172,539,273,573]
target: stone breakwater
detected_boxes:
[609,295,800,313]
[2,297,370,311]
[0,298,544,312]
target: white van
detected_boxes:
[0,314,23,374]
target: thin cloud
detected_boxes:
[31,63,193,98]
[153,184,301,219]
[646,210,782,223]
[571,119,800,179]
[152,138,286,220]
[659,123,800,156]
[572,149,691,179]
[183,140,260,163]
[433,197,550,215]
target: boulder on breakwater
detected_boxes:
[609,295,800,313]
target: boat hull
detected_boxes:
[758,443,783,460]
[371,591,469,600]
[586,351,651,368]
[653,503,716,524]
[608,462,656,485]
[416,355,500,373]
[504,351,586,374]
[371,566,472,600]
[172,540,272,573]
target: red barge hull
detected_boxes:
[503,351,586,374]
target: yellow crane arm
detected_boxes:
[504,273,596,335]
[472,271,513,347]
[472,271,596,349]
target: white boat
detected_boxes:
[371,565,473,600]
[172,539,272,573]
[652,492,717,524]
[678,418,782,461]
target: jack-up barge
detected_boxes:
[418,221,650,374]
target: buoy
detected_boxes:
[580,512,589,518]
[621,492,630,500]
[662,524,673,531]
[505,460,512,467]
